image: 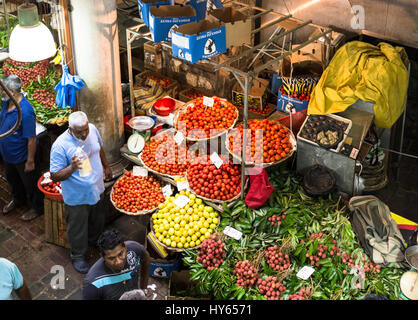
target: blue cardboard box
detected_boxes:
[270,74,282,97]
[137,0,172,26]
[183,0,207,22]
[150,257,181,279]
[149,5,197,43]
[171,20,226,64]
[277,91,310,114]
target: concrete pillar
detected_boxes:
[69,0,124,164]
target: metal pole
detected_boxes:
[126,29,136,118]
[241,75,251,199]
[2,0,10,40]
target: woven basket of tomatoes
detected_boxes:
[186,155,246,203]
[110,171,169,216]
[174,96,238,142]
[37,174,63,202]
[150,192,221,251]
[139,130,189,179]
[226,119,297,168]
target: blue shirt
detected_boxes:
[50,123,104,206]
[82,241,146,300]
[0,258,24,300]
[0,96,36,164]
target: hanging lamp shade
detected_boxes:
[9,3,56,62]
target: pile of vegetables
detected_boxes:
[182,166,404,300]
[0,17,18,49]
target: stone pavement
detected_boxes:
[0,171,169,300]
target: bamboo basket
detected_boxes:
[173,97,239,142]
[225,122,297,168]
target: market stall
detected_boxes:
[111,1,416,301]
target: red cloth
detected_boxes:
[245,167,274,209]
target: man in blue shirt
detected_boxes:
[50,111,112,274]
[0,74,44,221]
[82,229,150,300]
[0,257,32,300]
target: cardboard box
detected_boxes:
[168,270,211,300]
[291,42,325,65]
[149,5,197,43]
[178,86,212,102]
[137,0,172,26]
[175,0,207,22]
[146,232,181,279]
[208,7,251,48]
[277,91,310,114]
[171,19,226,63]
[144,41,163,71]
[231,77,269,111]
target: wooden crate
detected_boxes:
[178,87,213,102]
[44,198,70,249]
[134,70,179,99]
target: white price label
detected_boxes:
[174,131,185,146]
[174,195,190,208]
[296,266,315,280]
[133,166,148,177]
[177,180,189,191]
[203,96,214,107]
[162,185,173,198]
[210,152,223,169]
[223,226,242,240]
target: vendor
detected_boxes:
[82,229,151,300]
[50,111,112,274]
[0,74,44,221]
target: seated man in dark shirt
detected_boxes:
[82,229,150,300]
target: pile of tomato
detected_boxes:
[228,119,293,163]
[141,135,188,176]
[187,155,241,201]
[185,91,204,100]
[279,86,311,101]
[41,180,61,194]
[112,171,165,213]
[176,97,237,139]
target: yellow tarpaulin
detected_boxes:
[308,41,409,128]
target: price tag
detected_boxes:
[210,152,223,169]
[174,131,184,146]
[177,180,189,191]
[133,166,148,177]
[296,266,315,280]
[162,185,173,198]
[223,226,242,240]
[203,96,214,107]
[174,195,190,208]
[350,148,359,159]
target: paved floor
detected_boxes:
[0,172,169,300]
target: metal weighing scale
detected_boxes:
[126,116,155,154]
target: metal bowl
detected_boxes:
[405,245,418,271]
[128,116,155,132]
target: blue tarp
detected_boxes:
[54,65,85,109]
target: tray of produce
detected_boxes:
[174,96,238,142]
[186,155,246,203]
[150,191,220,251]
[110,171,169,216]
[297,114,352,152]
[37,172,63,202]
[226,119,296,168]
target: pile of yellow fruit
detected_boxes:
[151,190,220,249]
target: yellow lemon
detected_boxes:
[152,213,158,220]
[158,203,164,210]
[179,208,186,215]
[205,231,212,238]
[180,236,186,244]
[162,230,168,236]
[175,236,180,243]
[184,242,189,249]
[205,206,213,212]
[186,236,192,242]
[185,191,191,197]
[158,235,164,242]
[170,235,176,241]
[191,234,197,241]
[168,227,175,235]
[169,221,175,228]
[182,230,188,237]
[171,241,177,248]
[184,204,190,211]
[210,223,217,230]
[193,203,198,209]
[195,198,202,205]
[193,214,199,221]
[187,208,194,214]
[200,235,206,242]
[212,217,219,224]
[188,228,194,236]
[177,242,183,249]
[206,217,213,224]
[180,220,187,227]
[174,223,180,230]
[195,231,201,238]
[179,191,185,196]
[195,240,201,246]
[200,227,207,234]
[193,225,200,232]
[175,230,181,237]
[165,239,171,246]
[189,193,196,200]
[188,200,195,206]
[203,221,209,228]
[189,240,195,247]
